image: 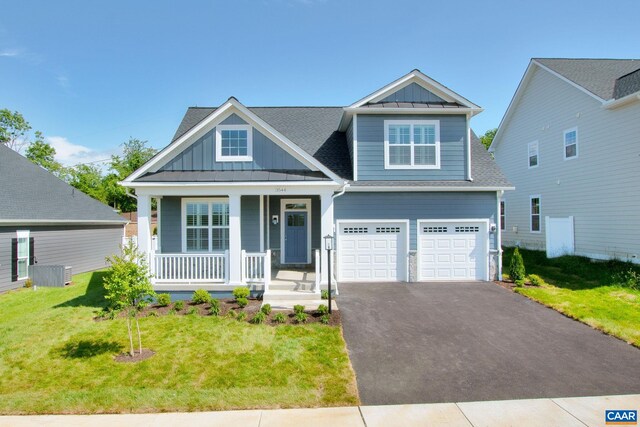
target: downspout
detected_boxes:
[329,183,349,293]
[497,190,504,280]
[466,112,473,181]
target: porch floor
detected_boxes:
[271,268,316,291]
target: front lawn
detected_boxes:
[0,271,358,414]
[504,248,640,347]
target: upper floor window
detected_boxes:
[528,141,539,168]
[564,127,578,160]
[216,125,253,162]
[530,196,541,233]
[384,120,440,169]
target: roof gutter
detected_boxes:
[602,92,640,109]
[345,185,515,192]
[0,219,127,225]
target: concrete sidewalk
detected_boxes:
[1,394,638,426]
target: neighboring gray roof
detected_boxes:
[614,69,640,99]
[349,130,512,189]
[136,170,330,182]
[359,102,465,109]
[535,58,640,100]
[170,106,352,180]
[0,144,126,224]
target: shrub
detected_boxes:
[251,311,267,324]
[261,304,272,315]
[614,268,640,290]
[24,278,33,288]
[227,309,237,319]
[173,300,185,311]
[273,312,286,324]
[320,314,330,324]
[233,287,250,300]
[528,274,545,286]
[191,289,212,305]
[236,311,247,322]
[186,307,198,315]
[316,304,329,315]
[509,247,526,282]
[146,311,158,317]
[209,299,220,316]
[293,304,305,314]
[168,308,178,315]
[321,290,329,300]
[294,312,308,323]
[236,297,248,308]
[514,279,525,287]
[156,293,171,307]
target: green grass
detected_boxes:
[504,248,640,347]
[0,271,358,414]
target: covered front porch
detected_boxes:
[135,184,339,297]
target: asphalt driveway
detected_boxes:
[338,281,640,405]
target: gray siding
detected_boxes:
[334,192,497,250]
[0,225,123,293]
[160,196,182,253]
[160,114,309,172]
[241,196,260,252]
[356,114,467,181]
[379,82,446,103]
[493,66,640,261]
[268,195,321,250]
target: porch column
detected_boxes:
[228,193,242,285]
[137,194,153,266]
[320,191,334,285]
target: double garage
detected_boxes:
[337,219,490,282]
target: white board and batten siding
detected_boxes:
[417,220,489,281]
[494,65,640,261]
[337,220,409,282]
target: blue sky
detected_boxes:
[1,0,639,167]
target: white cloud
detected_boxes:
[47,136,112,168]
[0,48,21,57]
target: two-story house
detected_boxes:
[122,70,512,301]
[490,58,640,262]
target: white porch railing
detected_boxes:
[241,250,271,291]
[153,251,228,283]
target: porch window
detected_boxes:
[184,200,229,252]
[215,124,253,162]
[384,120,440,169]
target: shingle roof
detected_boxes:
[535,58,640,100]
[614,69,640,99]
[135,170,330,182]
[0,144,127,223]
[359,102,465,109]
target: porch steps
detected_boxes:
[262,290,336,311]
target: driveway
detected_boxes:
[338,281,640,405]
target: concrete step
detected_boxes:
[263,290,318,300]
[262,299,337,311]
[269,282,316,291]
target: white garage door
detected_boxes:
[338,221,407,282]
[418,221,487,281]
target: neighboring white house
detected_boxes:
[491,58,640,262]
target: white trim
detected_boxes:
[215,124,253,162]
[156,197,162,251]
[16,230,30,280]
[563,127,579,160]
[352,114,358,181]
[530,195,542,234]
[280,198,312,265]
[528,140,539,168]
[497,190,504,279]
[466,113,472,181]
[383,119,441,170]
[266,195,270,250]
[0,219,126,225]
[123,181,340,188]
[344,107,481,115]
[346,186,515,192]
[180,197,230,253]
[336,219,410,282]
[124,98,345,184]
[603,92,640,109]
[259,196,264,252]
[416,219,490,282]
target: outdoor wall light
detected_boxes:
[271,215,279,225]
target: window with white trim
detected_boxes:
[530,196,541,233]
[528,141,539,168]
[184,200,229,251]
[215,124,252,162]
[384,120,440,169]
[500,201,505,231]
[564,127,578,160]
[16,230,29,280]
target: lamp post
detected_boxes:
[323,234,334,314]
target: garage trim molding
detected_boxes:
[416,218,490,281]
[336,219,410,282]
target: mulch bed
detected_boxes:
[114,349,156,363]
[99,298,341,326]
[494,280,539,291]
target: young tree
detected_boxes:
[0,109,32,152]
[480,128,498,150]
[103,242,156,356]
[25,132,66,178]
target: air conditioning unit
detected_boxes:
[30,265,72,287]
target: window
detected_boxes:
[384,120,440,169]
[16,230,29,280]
[184,199,229,252]
[528,141,539,168]
[215,124,253,162]
[530,196,541,233]
[564,127,578,160]
[500,201,506,231]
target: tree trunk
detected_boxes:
[135,315,142,354]
[126,315,134,357]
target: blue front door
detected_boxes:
[284,212,307,263]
